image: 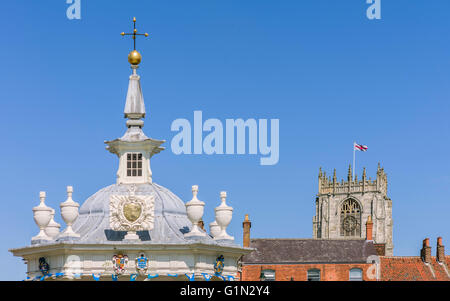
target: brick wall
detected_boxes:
[242,263,375,281]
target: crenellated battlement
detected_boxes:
[318,163,388,196]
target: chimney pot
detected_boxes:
[365,216,373,241]
[421,238,432,263]
[437,237,445,262]
[243,214,251,248]
[197,219,205,231]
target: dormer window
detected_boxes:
[127,153,142,177]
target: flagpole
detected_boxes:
[353,142,356,181]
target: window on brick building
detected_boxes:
[349,268,363,281]
[260,269,275,281]
[307,269,320,281]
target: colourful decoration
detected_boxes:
[39,257,50,276]
[147,274,159,279]
[201,273,212,281]
[214,255,224,276]
[135,253,148,275]
[112,254,129,275]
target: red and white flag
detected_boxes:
[354,142,368,152]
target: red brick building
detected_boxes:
[239,216,450,281]
[241,239,378,281]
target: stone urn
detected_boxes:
[184,185,206,237]
[60,186,80,238]
[214,191,234,241]
[209,220,221,238]
[45,208,61,239]
[32,191,53,243]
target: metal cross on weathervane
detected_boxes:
[121,17,149,51]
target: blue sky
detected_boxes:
[1,0,449,280]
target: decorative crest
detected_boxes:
[135,253,149,275]
[112,254,129,275]
[214,255,225,276]
[39,257,50,276]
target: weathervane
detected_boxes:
[121,17,149,66]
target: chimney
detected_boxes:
[421,238,432,263]
[198,219,205,231]
[437,237,445,262]
[365,215,373,241]
[243,214,251,248]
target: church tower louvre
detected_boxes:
[312,164,393,256]
[9,18,251,281]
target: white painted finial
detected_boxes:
[192,185,199,198]
[67,186,73,196]
[209,220,221,238]
[184,185,206,238]
[32,191,53,243]
[45,208,61,239]
[220,191,227,203]
[60,186,80,239]
[214,191,234,241]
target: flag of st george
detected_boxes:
[354,143,368,151]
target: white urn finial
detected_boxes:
[184,185,206,238]
[60,186,80,238]
[214,191,234,241]
[209,220,221,238]
[45,208,61,239]
[31,191,53,243]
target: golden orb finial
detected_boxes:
[122,17,149,66]
[128,50,142,65]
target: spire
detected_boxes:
[124,65,146,127]
[348,164,352,181]
[121,17,150,128]
[104,18,165,185]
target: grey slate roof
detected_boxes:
[242,239,378,264]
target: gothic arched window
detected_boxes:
[340,199,361,237]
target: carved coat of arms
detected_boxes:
[112,254,129,275]
[110,185,155,232]
[214,255,225,276]
[135,253,149,275]
[39,257,50,276]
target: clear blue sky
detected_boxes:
[1,1,449,280]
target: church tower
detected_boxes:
[312,164,393,256]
